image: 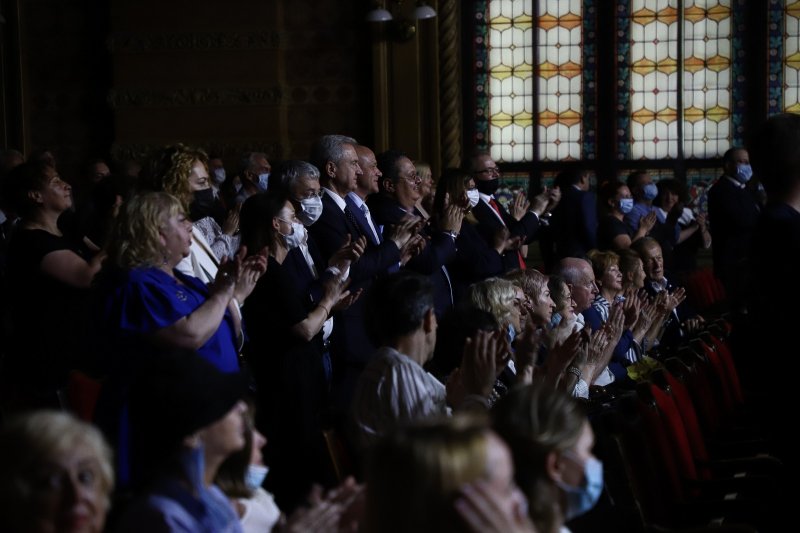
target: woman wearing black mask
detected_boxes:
[145,144,241,284]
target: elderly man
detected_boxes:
[632,237,702,350]
[707,147,760,313]
[466,151,553,271]
[552,257,623,385]
[368,149,462,318]
[307,135,416,412]
[234,151,271,203]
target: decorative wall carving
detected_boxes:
[439,0,462,169]
[108,87,283,108]
[108,31,281,53]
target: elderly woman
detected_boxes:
[98,191,265,374]
[2,161,105,409]
[365,415,533,533]
[146,144,241,283]
[0,410,114,533]
[239,190,358,511]
[504,268,555,328]
[493,384,604,533]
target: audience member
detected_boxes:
[364,415,533,533]
[493,384,604,533]
[0,410,114,533]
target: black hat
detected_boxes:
[129,347,249,448]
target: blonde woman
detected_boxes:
[365,415,533,533]
[0,410,115,533]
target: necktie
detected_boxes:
[360,203,381,244]
[343,206,363,238]
[489,198,526,270]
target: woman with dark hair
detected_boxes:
[596,179,655,251]
[2,161,105,409]
[652,178,710,279]
[239,190,360,511]
[433,168,514,300]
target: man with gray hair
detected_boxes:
[307,135,416,412]
[235,151,271,204]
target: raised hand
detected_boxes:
[233,246,268,303]
[511,192,532,221]
[279,477,364,533]
[455,480,537,533]
[328,234,367,272]
[441,204,465,233]
[640,211,657,234]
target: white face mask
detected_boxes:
[297,195,323,226]
[280,220,306,250]
[212,168,226,185]
[257,172,270,191]
[466,188,480,208]
[245,464,269,491]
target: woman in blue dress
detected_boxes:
[98,191,265,373]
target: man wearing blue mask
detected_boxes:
[707,147,760,313]
[624,170,659,233]
[235,151,272,204]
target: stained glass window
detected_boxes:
[485,0,585,162]
[627,0,732,160]
[782,1,800,113]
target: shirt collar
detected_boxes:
[323,187,347,212]
[478,192,494,203]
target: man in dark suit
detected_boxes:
[549,165,598,262]
[307,135,415,412]
[465,151,552,272]
[707,147,760,312]
[369,150,461,319]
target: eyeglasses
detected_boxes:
[297,190,324,200]
[476,166,500,175]
[399,172,421,184]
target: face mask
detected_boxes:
[466,188,480,208]
[475,178,500,196]
[212,168,226,185]
[556,454,604,521]
[507,323,517,344]
[643,183,658,201]
[189,188,221,223]
[234,181,243,193]
[735,163,753,184]
[618,198,634,214]
[280,220,306,250]
[297,195,323,226]
[245,464,269,491]
[257,172,270,192]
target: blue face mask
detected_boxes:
[245,464,269,491]
[643,183,658,201]
[618,198,634,214]
[507,323,517,344]
[556,454,604,521]
[257,172,270,191]
[735,163,753,184]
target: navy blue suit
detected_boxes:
[307,191,402,412]
[448,220,505,303]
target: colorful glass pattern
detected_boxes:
[783,1,800,112]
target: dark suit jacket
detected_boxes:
[472,198,540,272]
[367,193,457,317]
[549,186,597,260]
[707,176,760,284]
[345,194,382,246]
[307,191,402,410]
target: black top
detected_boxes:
[597,215,632,251]
[4,228,93,391]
